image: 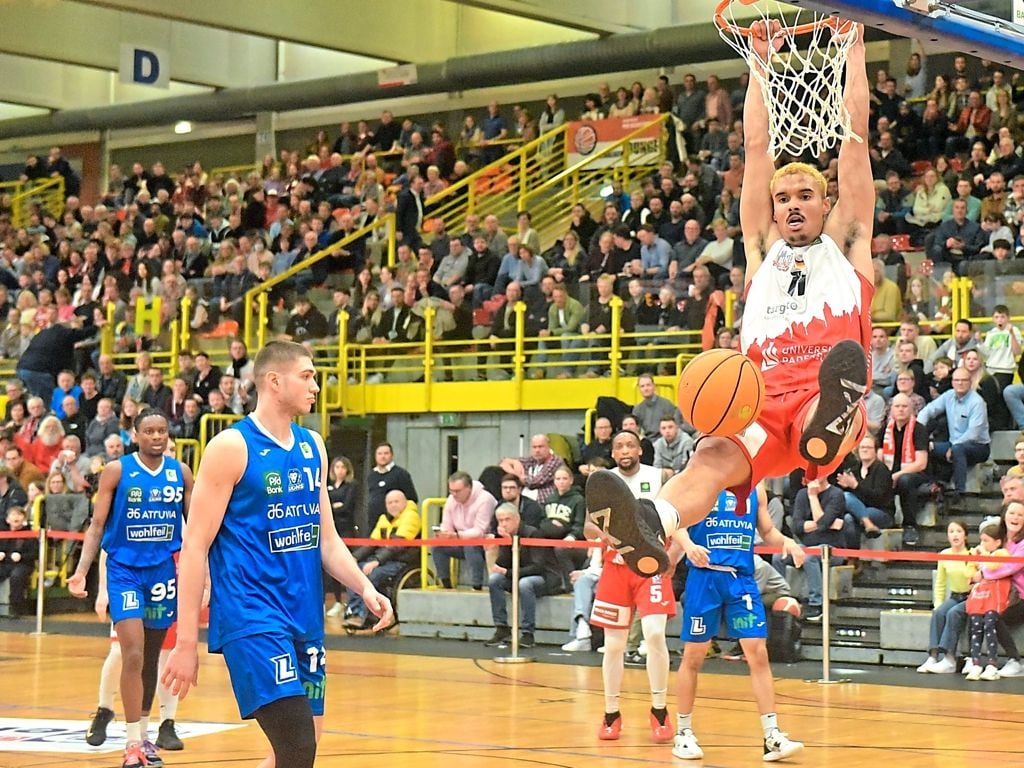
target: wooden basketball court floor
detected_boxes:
[2,622,1023,768]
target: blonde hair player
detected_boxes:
[586,5,874,706]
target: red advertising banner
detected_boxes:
[565,116,662,169]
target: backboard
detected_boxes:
[786,0,1024,67]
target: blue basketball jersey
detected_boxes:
[207,416,325,652]
[687,490,759,575]
[101,452,184,568]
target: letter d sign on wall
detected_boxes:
[119,44,170,89]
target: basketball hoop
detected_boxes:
[714,0,862,160]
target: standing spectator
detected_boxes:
[344,489,420,630]
[482,101,509,165]
[433,471,497,591]
[483,504,562,649]
[979,304,1022,391]
[500,434,565,504]
[917,520,973,673]
[917,368,990,505]
[883,393,934,546]
[870,258,903,324]
[15,317,98,398]
[366,442,418,522]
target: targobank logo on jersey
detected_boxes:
[268,523,320,552]
[127,487,143,504]
[127,524,175,542]
[264,471,283,495]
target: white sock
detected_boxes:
[139,715,149,740]
[126,721,141,745]
[654,498,679,536]
[677,713,693,733]
[157,649,178,721]
[98,644,121,711]
[651,688,667,710]
[761,712,778,737]
[602,628,627,714]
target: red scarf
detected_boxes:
[882,415,917,470]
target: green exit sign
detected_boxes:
[437,413,464,428]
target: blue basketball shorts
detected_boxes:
[221,632,327,719]
[681,567,766,642]
[106,557,177,629]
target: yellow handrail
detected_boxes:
[10,177,65,228]
[242,213,395,350]
[208,163,260,180]
[418,497,449,589]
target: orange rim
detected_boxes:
[714,0,850,38]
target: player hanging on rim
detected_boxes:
[162,341,393,768]
[587,18,874,578]
[69,409,193,768]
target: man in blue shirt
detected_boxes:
[916,368,990,502]
[482,101,509,165]
[637,224,672,281]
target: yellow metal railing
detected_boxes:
[243,213,396,351]
[518,114,668,247]
[422,124,569,239]
[208,163,260,181]
[418,497,449,589]
[7,177,66,228]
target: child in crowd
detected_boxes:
[0,506,37,615]
[918,520,973,673]
[964,517,1012,681]
[1004,441,1024,480]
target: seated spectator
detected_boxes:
[491,473,544,531]
[928,318,979,369]
[191,352,221,405]
[0,506,37,615]
[580,275,623,377]
[870,327,896,393]
[50,434,92,493]
[540,466,587,587]
[668,220,708,278]
[3,446,43,491]
[343,489,419,630]
[432,471,497,590]
[577,417,613,486]
[561,547,603,652]
[141,368,171,414]
[651,415,695,483]
[941,178,982,222]
[465,235,500,307]
[870,258,902,324]
[905,169,950,243]
[771,477,853,622]
[59,395,87,443]
[96,354,127,406]
[875,170,912,233]
[49,370,82,419]
[22,416,63,475]
[500,434,565,504]
[926,199,987,274]
[433,238,470,289]
[636,224,672,281]
[834,435,895,538]
[945,91,991,155]
[483,503,562,649]
[0,467,28,524]
[282,296,329,343]
[917,367,990,505]
[916,520,973,673]
[632,373,683,437]
[539,283,585,378]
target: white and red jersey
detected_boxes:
[741,234,873,397]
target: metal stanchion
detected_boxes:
[32,528,46,636]
[494,535,533,665]
[809,545,848,685]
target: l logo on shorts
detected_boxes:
[690,616,706,635]
[122,591,140,611]
[272,654,297,684]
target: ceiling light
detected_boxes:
[174,121,192,134]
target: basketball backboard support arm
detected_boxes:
[787,0,1024,68]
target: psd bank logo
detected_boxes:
[264,471,283,495]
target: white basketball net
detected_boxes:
[716,1,861,159]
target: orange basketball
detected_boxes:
[772,596,802,617]
[677,349,764,436]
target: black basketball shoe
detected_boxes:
[799,340,867,466]
[585,471,668,577]
[86,706,114,746]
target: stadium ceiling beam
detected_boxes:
[3,0,276,89]
[447,0,639,36]
[78,0,596,63]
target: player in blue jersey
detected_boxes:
[69,409,193,768]
[671,485,805,763]
[162,340,393,768]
